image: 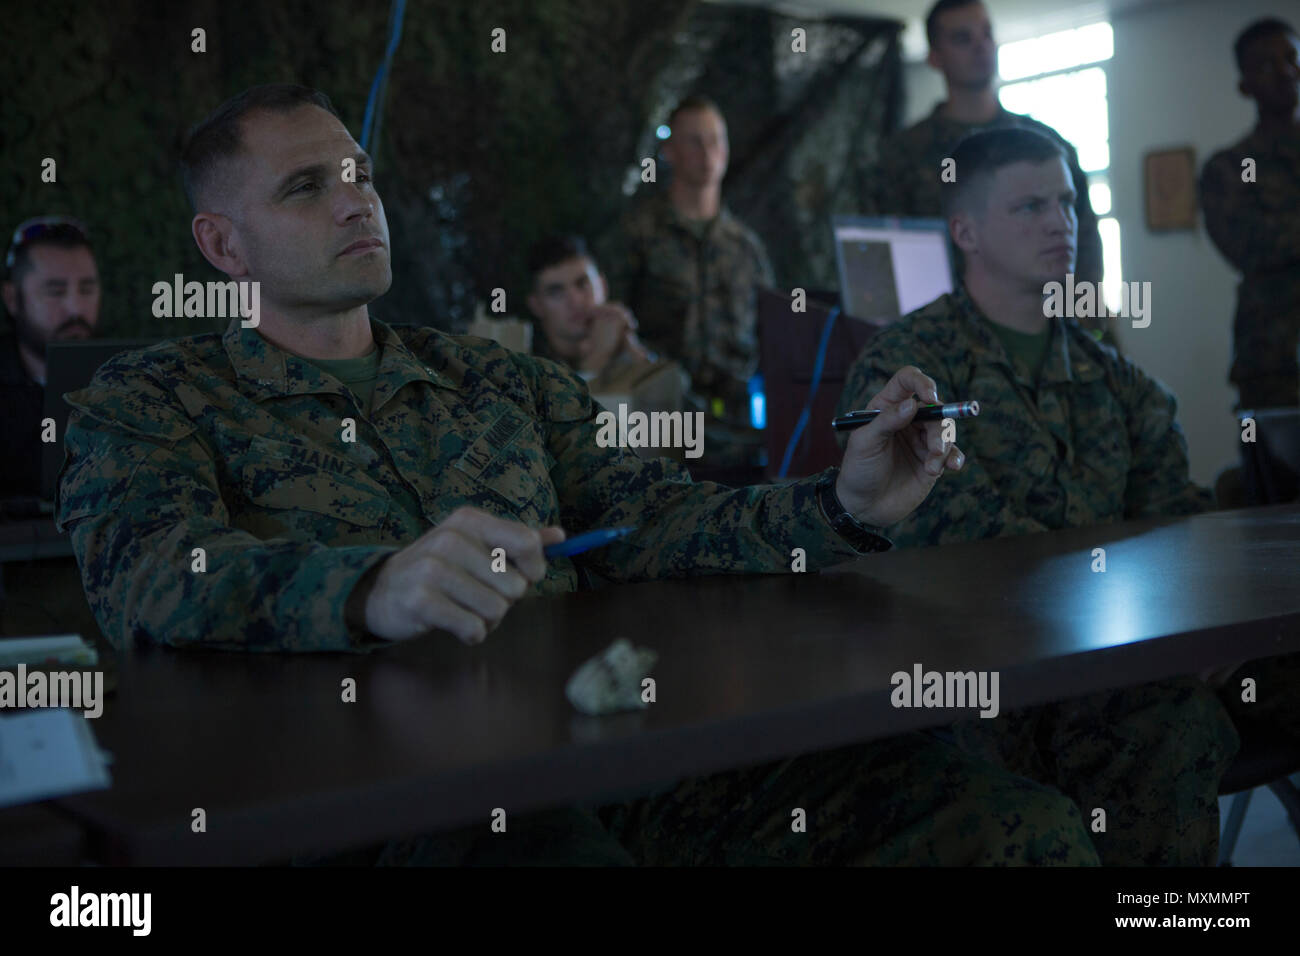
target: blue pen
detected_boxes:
[544,526,637,559]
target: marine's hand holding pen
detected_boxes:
[354,510,638,647]
[357,507,565,646]
[833,366,968,528]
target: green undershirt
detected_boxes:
[302,344,382,414]
[987,320,1053,383]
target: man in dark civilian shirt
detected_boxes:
[0,217,101,501]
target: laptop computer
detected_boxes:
[41,339,165,502]
[831,216,957,324]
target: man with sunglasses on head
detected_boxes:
[1,217,101,500]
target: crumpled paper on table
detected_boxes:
[565,638,658,716]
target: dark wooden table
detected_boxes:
[0,517,73,563]
[52,503,1300,864]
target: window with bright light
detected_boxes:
[998,23,1114,81]
[999,22,1122,310]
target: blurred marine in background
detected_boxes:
[1199,17,1300,411]
[605,95,773,469]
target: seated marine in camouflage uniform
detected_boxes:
[838,127,1242,866]
[55,85,1100,865]
[525,233,662,391]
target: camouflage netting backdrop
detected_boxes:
[1,0,900,338]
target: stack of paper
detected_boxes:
[0,709,112,809]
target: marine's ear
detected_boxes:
[948,210,979,257]
[192,213,250,279]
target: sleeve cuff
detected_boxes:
[334,547,400,651]
[815,467,894,555]
[778,469,893,567]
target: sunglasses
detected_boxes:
[6,216,91,271]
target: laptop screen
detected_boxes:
[831,216,956,323]
[41,339,166,502]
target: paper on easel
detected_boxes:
[0,709,111,809]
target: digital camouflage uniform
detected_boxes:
[858,104,1109,340]
[56,314,1100,866]
[606,191,774,432]
[1198,123,1300,409]
[836,287,1242,865]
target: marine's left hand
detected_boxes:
[835,365,965,528]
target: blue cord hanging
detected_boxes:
[360,0,408,155]
[777,305,840,479]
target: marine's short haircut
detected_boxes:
[667,94,724,130]
[528,234,595,283]
[941,127,1068,219]
[1233,17,1297,73]
[926,0,983,49]
[179,84,340,212]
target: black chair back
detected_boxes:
[757,288,885,479]
[1237,408,1300,505]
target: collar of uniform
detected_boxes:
[951,284,1102,388]
[1038,318,1088,386]
[222,314,459,402]
[653,190,738,239]
[1246,121,1300,150]
[926,101,1014,135]
[950,284,1015,374]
